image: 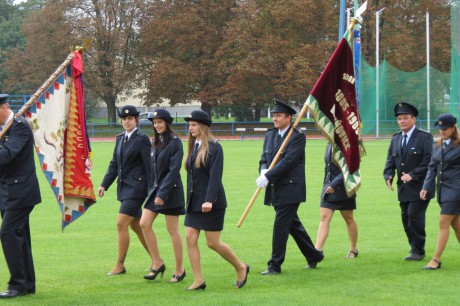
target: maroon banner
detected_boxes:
[305,24,364,196]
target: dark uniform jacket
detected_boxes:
[259,126,306,206]
[0,117,41,210]
[145,136,184,210]
[322,143,355,202]
[423,141,460,203]
[101,130,151,201]
[383,127,434,202]
[186,141,226,212]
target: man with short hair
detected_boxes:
[257,99,323,275]
[0,94,41,298]
[384,102,434,261]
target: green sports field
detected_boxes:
[0,138,457,305]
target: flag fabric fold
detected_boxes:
[27,51,96,230]
[305,21,365,197]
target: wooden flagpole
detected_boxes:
[0,52,75,138]
[236,101,310,228]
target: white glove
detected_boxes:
[260,169,269,176]
[256,175,269,188]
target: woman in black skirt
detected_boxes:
[140,109,186,282]
[183,110,249,290]
[98,105,152,275]
[315,143,359,259]
[421,113,460,270]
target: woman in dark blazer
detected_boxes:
[421,113,460,270]
[315,143,358,258]
[183,110,249,290]
[98,105,152,275]
[140,109,186,282]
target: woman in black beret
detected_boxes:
[140,109,186,282]
[183,110,249,290]
[98,105,152,276]
[421,113,460,270]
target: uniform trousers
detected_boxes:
[0,207,35,293]
[268,203,320,272]
[400,200,429,256]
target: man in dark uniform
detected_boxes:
[383,102,434,261]
[0,94,41,298]
[257,99,324,275]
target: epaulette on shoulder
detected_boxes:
[293,126,302,133]
[116,132,125,137]
[392,130,402,137]
[267,127,276,132]
[418,128,430,134]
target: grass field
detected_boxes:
[0,138,458,305]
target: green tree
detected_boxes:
[1,0,69,93]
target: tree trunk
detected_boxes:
[254,107,261,122]
[105,97,117,124]
[201,102,212,117]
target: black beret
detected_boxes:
[0,94,9,105]
[434,113,457,129]
[394,102,419,117]
[184,110,212,127]
[118,105,140,118]
[148,109,173,124]
[270,98,296,115]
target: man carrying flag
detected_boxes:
[257,99,324,275]
[0,94,41,298]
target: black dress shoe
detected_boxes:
[404,253,425,261]
[306,250,325,269]
[260,268,280,275]
[0,290,27,299]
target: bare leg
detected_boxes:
[425,214,455,268]
[186,227,203,289]
[111,213,136,272]
[204,231,246,286]
[315,208,334,251]
[140,209,163,270]
[450,215,460,243]
[340,210,358,254]
[165,215,184,281]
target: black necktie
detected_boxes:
[121,135,128,156]
[443,141,448,149]
[192,142,199,158]
[401,134,407,155]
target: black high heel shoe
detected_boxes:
[422,259,442,270]
[187,281,206,290]
[235,264,250,289]
[169,270,186,283]
[144,264,166,280]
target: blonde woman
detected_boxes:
[183,110,249,290]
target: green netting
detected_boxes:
[451,1,460,116]
[358,1,460,136]
[359,60,451,136]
